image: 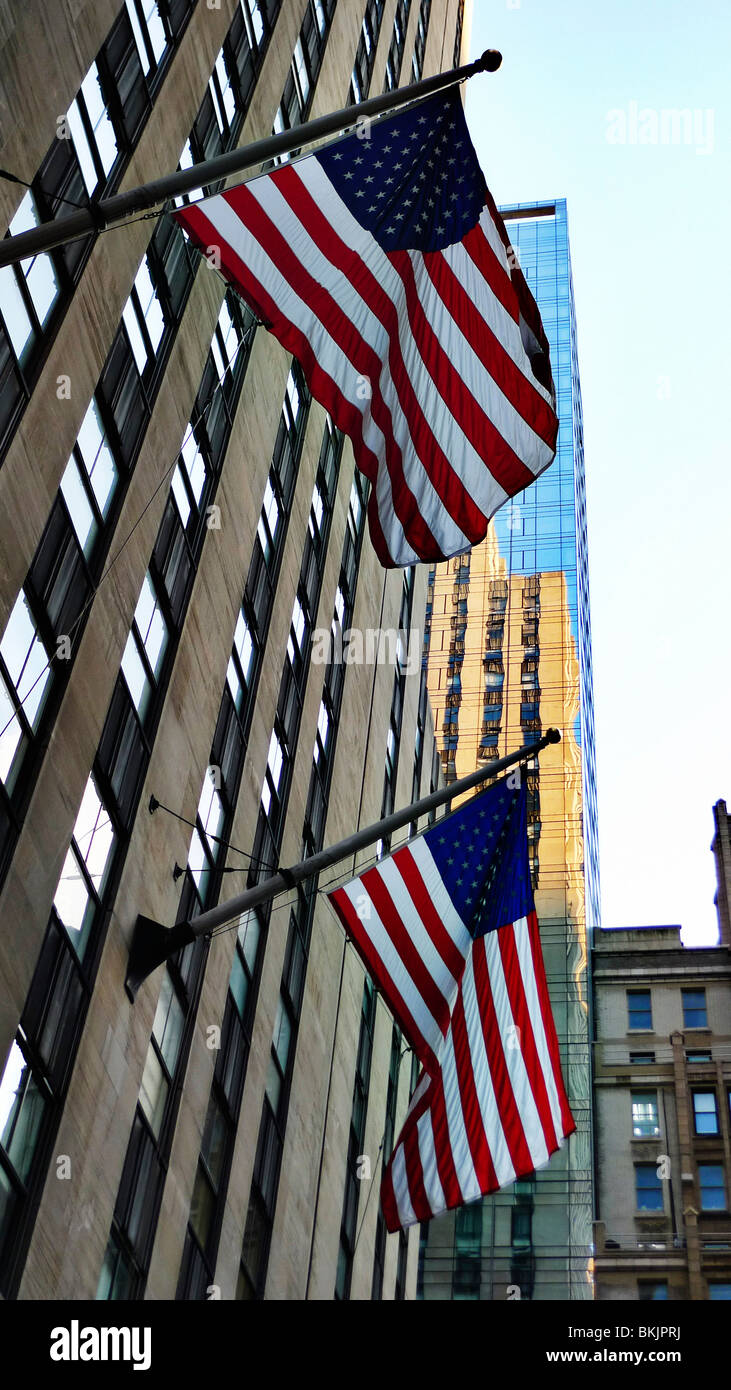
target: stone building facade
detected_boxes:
[0,0,468,1301]
[592,918,731,1301]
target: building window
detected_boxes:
[0,192,61,363]
[692,1092,719,1136]
[638,1281,668,1301]
[631,1093,660,1138]
[698,1165,726,1212]
[630,1052,655,1065]
[635,1164,663,1212]
[709,1283,731,1300]
[687,1050,712,1064]
[335,977,377,1300]
[682,988,707,1028]
[627,990,652,1030]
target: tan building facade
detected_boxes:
[0,0,469,1301]
[592,925,731,1301]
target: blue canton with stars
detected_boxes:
[317,88,487,254]
[420,776,534,939]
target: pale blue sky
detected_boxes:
[465,1,731,944]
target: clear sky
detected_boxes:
[464,1,731,945]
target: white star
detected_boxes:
[333,152,343,161]
[354,157,363,165]
[374,160,383,168]
[344,171,354,180]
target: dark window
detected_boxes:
[638,1281,668,1301]
[698,1165,725,1211]
[635,1164,663,1212]
[631,1092,660,1138]
[693,1092,719,1136]
[682,988,707,1028]
[627,990,652,1030]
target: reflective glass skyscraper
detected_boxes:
[420,199,599,1300]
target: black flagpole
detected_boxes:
[125,728,560,1000]
[0,50,501,270]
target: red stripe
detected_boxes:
[525,911,575,1137]
[380,1160,400,1231]
[421,250,559,450]
[427,1069,465,1211]
[462,199,520,323]
[448,978,500,1192]
[496,921,560,1152]
[389,248,538,497]
[392,847,467,983]
[482,188,555,371]
[381,1091,433,1231]
[252,170,491,545]
[328,887,439,1074]
[401,1114,432,1224]
[470,935,535,1176]
[360,867,453,1040]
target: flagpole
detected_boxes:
[125,727,559,999]
[0,50,502,271]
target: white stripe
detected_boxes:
[339,881,444,1061]
[378,855,462,1011]
[478,200,512,276]
[389,1142,417,1228]
[406,838,473,957]
[446,214,555,413]
[482,925,552,1166]
[415,1106,446,1218]
[459,949,520,1186]
[512,917,566,1139]
[439,1029,481,1204]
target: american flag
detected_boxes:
[327,776,574,1230]
[174,89,558,568]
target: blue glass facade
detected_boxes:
[496,200,600,931]
[420,200,599,1300]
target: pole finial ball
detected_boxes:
[478,50,502,73]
